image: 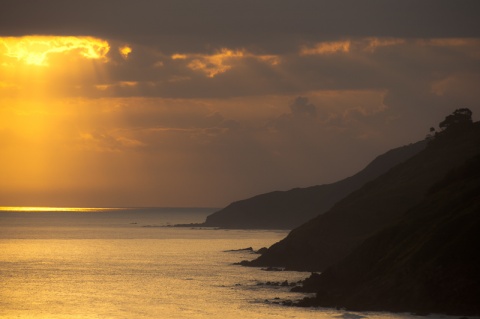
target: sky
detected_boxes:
[1,0,480,207]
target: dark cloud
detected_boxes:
[289,97,317,117]
[67,38,480,108]
[1,0,480,53]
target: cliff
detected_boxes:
[244,121,480,271]
[297,153,480,315]
[201,141,426,229]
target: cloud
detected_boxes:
[4,35,477,103]
[363,38,406,52]
[300,38,408,56]
[1,1,480,206]
[0,36,110,66]
[184,49,245,78]
[170,48,280,78]
[119,45,132,59]
[78,130,145,152]
[2,1,480,52]
[300,41,351,55]
[79,38,480,102]
[289,96,317,117]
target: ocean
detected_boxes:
[0,207,466,319]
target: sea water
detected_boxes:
[0,208,467,319]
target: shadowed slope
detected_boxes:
[200,141,426,229]
[245,122,480,271]
[298,154,480,316]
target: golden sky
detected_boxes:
[1,1,480,207]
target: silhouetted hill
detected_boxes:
[244,121,480,271]
[199,141,426,229]
[297,154,480,316]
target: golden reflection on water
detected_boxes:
[0,206,122,212]
[0,211,457,319]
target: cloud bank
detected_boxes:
[0,1,479,207]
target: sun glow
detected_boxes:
[0,36,114,201]
[119,45,132,59]
[0,36,110,66]
[0,206,122,212]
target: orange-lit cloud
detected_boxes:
[300,38,408,55]
[418,38,480,58]
[419,38,479,47]
[0,36,110,66]
[185,49,244,78]
[171,54,187,60]
[171,48,280,77]
[119,45,132,59]
[119,81,138,87]
[363,38,406,52]
[300,41,351,55]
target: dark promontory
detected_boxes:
[198,141,426,229]
[297,152,480,315]
[245,113,480,272]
